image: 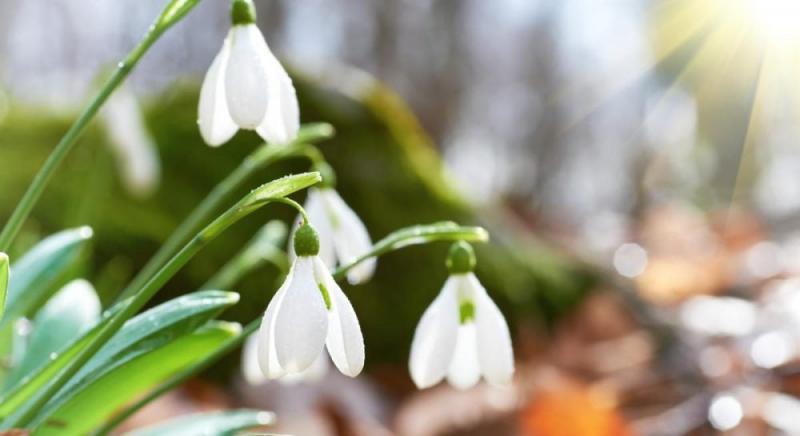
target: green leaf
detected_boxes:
[2,227,93,326]
[241,172,322,211]
[333,222,489,280]
[32,322,241,436]
[0,252,8,321]
[125,409,276,436]
[0,290,237,418]
[155,0,202,30]
[3,280,101,389]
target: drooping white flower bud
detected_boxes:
[198,0,299,147]
[409,243,513,389]
[255,223,365,381]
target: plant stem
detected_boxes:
[203,221,289,290]
[0,0,202,252]
[332,222,489,280]
[116,129,330,302]
[94,223,485,434]
[4,173,320,429]
[91,319,260,436]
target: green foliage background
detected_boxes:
[0,68,592,377]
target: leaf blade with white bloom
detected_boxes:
[125,409,275,436]
[2,227,92,327]
[3,280,101,389]
[0,290,237,417]
[32,322,241,436]
[0,253,8,321]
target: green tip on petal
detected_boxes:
[446,241,476,274]
[459,300,475,324]
[294,223,320,257]
[231,0,257,25]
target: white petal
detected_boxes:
[225,25,270,129]
[273,257,329,373]
[446,324,481,390]
[467,273,514,385]
[242,332,267,385]
[409,277,460,389]
[256,56,300,145]
[314,257,365,377]
[198,34,237,146]
[102,85,161,197]
[278,351,330,384]
[321,189,375,285]
[257,267,294,379]
[289,189,335,268]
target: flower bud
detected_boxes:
[231,0,257,25]
[446,241,476,274]
[294,223,320,257]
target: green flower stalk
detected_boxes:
[3,173,321,430]
[116,123,333,303]
[0,252,8,321]
[0,0,203,252]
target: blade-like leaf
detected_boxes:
[2,227,93,325]
[125,409,276,436]
[0,290,237,417]
[33,322,241,436]
[3,280,101,389]
[0,253,8,321]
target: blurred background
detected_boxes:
[3,0,800,434]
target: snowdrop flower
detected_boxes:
[198,0,299,147]
[409,242,514,390]
[290,165,376,285]
[257,223,365,380]
[101,85,161,198]
[242,332,328,385]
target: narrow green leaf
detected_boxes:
[0,290,237,417]
[3,280,101,389]
[241,172,322,211]
[155,0,202,29]
[33,322,241,436]
[333,222,489,280]
[125,409,276,436]
[203,220,289,290]
[2,227,93,325]
[0,252,8,321]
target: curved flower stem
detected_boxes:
[202,221,290,290]
[4,173,320,430]
[93,222,488,435]
[332,222,490,281]
[116,124,332,302]
[0,0,203,252]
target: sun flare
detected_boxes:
[747,0,800,43]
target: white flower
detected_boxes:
[198,20,298,147]
[256,224,365,379]
[101,85,161,198]
[242,331,328,385]
[409,272,514,390]
[290,188,375,285]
